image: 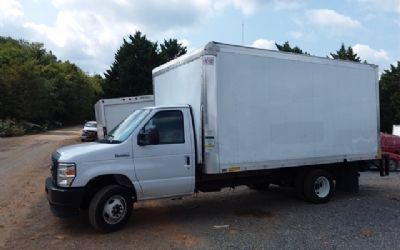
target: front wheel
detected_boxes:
[303,169,334,204]
[89,185,133,233]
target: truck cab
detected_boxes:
[46,106,195,232]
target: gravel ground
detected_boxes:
[1,129,399,249]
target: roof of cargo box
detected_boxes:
[152,41,378,77]
[96,95,154,106]
[142,104,189,110]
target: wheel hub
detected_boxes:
[103,195,127,224]
[314,176,330,198]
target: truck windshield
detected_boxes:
[100,109,151,143]
[85,122,97,127]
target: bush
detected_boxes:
[0,119,26,137]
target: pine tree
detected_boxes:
[330,43,361,62]
[103,32,187,98]
[275,41,309,55]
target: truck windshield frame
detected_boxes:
[100,109,151,143]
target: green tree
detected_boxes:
[103,31,158,98]
[0,36,103,129]
[159,39,187,64]
[0,38,52,122]
[380,62,400,133]
[330,43,361,62]
[103,31,187,98]
[275,41,309,55]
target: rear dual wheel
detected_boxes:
[301,169,334,203]
[389,159,399,171]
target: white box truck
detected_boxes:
[45,42,380,232]
[392,125,400,136]
[94,95,154,138]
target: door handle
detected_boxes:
[185,156,190,166]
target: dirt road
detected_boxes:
[1,128,400,249]
[0,127,81,248]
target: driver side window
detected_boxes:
[143,110,185,144]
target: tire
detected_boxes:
[89,185,133,233]
[248,183,270,190]
[389,159,399,171]
[294,171,306,200]
[303,169,334,204]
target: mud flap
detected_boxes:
[379,155,390,176]
[335,163,359,193]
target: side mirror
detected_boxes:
[137,128,159,146]
[137,130,146,146]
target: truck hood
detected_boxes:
[56,142,131,164]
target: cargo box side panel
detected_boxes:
[216,51,378,172]
[154,58,203,163]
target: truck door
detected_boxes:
[133,108,195,199]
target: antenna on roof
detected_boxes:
[241,22,244,46]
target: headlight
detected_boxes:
[57,163,76,187]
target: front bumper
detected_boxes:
[81,130,97,141]
[45,177,85,218]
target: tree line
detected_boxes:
[0,37,103,135]
[0,32,186,135]
[0,33,399,135]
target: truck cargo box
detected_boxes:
[95,95,154,138]
[153,42,379,174]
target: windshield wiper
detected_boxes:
[97,138,121,144]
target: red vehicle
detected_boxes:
[380,133,400,171]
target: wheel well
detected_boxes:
[80,174,137,209]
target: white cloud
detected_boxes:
[23,8,141,74]
[211,0,265,15]
[178,39,190,48]
[0,0,303,73]
[0,0,23,25]
[213,0,302,15]
[352,44,393,71]
[307,9,361,34]
[251,39,276,50]
[20,0,213,73]
[232,0,264,15]
[353,44,390,61]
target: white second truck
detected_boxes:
[45,42,380,232]
[94,95,154,138]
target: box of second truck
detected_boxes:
[94,95,154,138]
[45,42,379,232]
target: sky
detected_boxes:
[0,0,399,75]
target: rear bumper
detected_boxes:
[45,177,85,218]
